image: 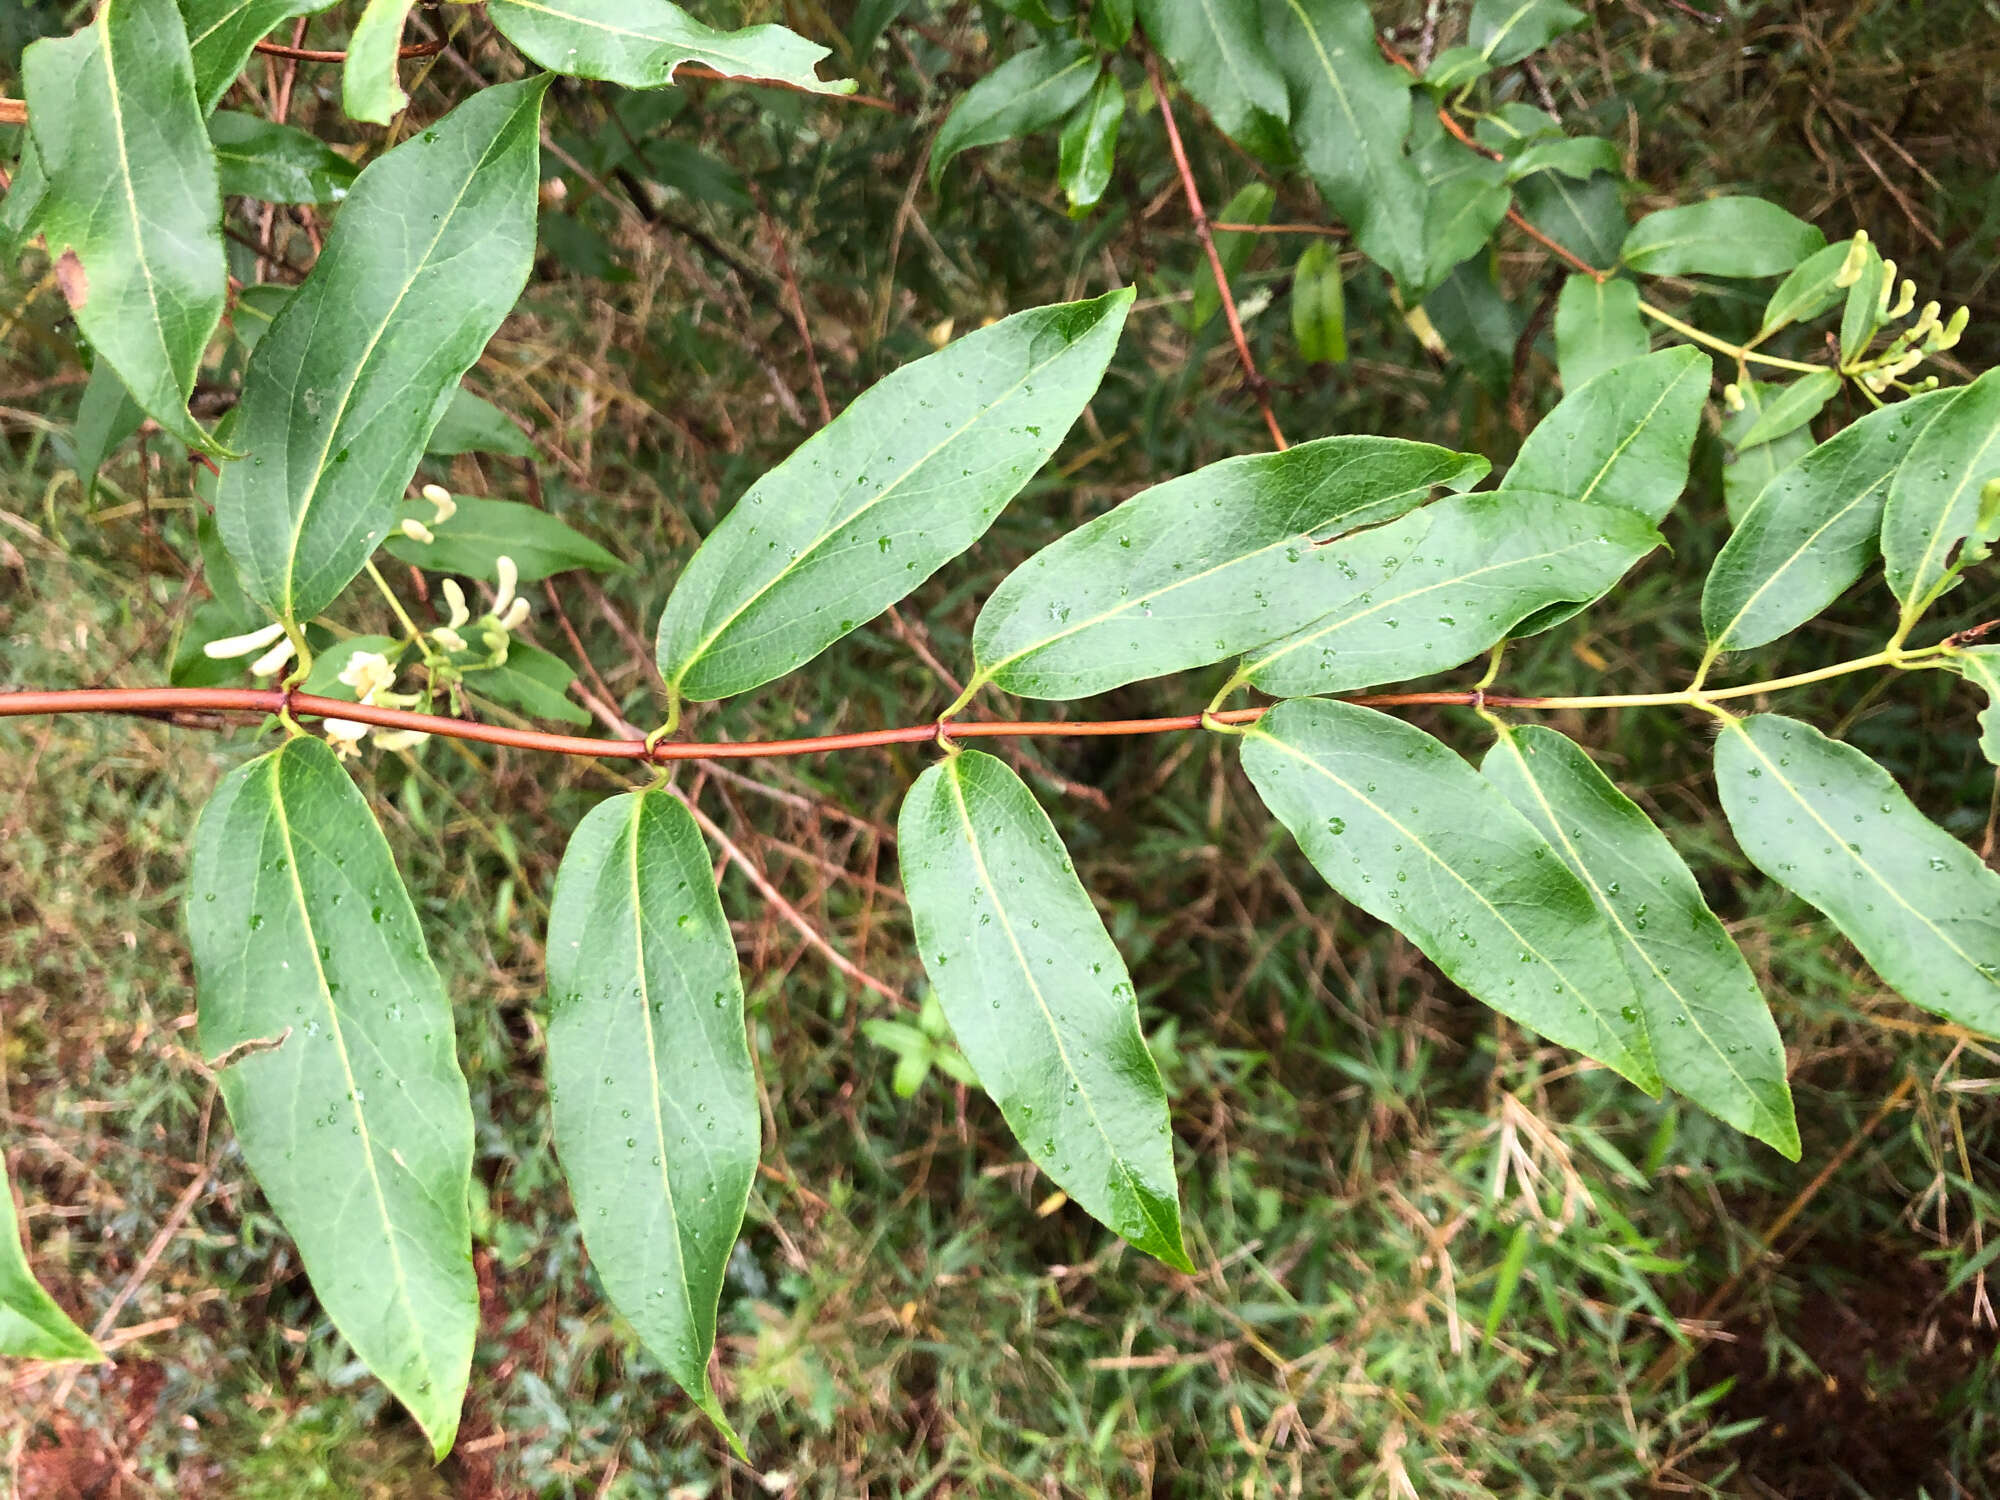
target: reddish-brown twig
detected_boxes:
[1144,53,1290,452]
[253,38,444,61]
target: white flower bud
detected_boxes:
[492,555,519,617]
[441,578,470,629]
[1877,260,1898,314]
[399,518,436,545]
[431,626,468,655]
[1938,307,1969,351]
[372,729,431,752]
[499,596,531,632]
[1722,383,1745,412]
[1834,230,1870,288]
[421,483,457,525]
[323,718,370,757]
[337,650,398,704]
[1889,279,1916,321]
[203,621,287,660]
[249,636,298,678]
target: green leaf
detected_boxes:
[489,0,850,97]
[1425,253,1517,398]
[1137,0,1290,162]
[1839,243,1888,365]
[1553,273,1648,391]
[424,387,537,460]
[1422,46,1489,93]
[1731,369,1840,451]
[973,437,1487,699]
[186,736,476,1455]
[216,77,549,623]
[1090,0,1133,48]
[1703,389,1953,652]
[70,359,145,500]
[1719,379,1813,526]
[1057,71,1122,215]
[928,40,1097,192]
[1503,346,1707,522]
[1421,176,1513,296]
[1714,714,2000,1036]
[342,0,414,124]
[1881,367,2000,615]
[1502,136,1621,184]
[231,281,292,357]
[544,787,758,1446]
[1237,489,1662,697]
[1481,725,1798,1156]
[181,0,338,114]
[472,641,591,725]
[0,1159,101,1361]
[0,134,49,253]
[1469,0,1586,64]
[1240,699,1659,1091]
[1189,183,1272,331]
[898,751,1190,1270]
[1290,240,1347,364]
[1620,197,1825,279]
[384,496,620,582]
[1947,647,2000,767]
[1268,0,1426,291]
[209,109,356,203]
[23,0,225,453]
[1759,238,1854,339]
[654,288,1132,703]
[1513,168,1624,272]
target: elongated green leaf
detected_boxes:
[0,1160,101,1362]
[489,0,849,97]
[973,437,1487,699]
[1554,273,1648,391]
[1502,136,1621,184]
[1732,370,1839,450]
[1839,244,1888,365]
[217,78,548,623]
[1290,241,1347,364]
[655,289,1132,702]
[1715,714,2000,1035]
[424,388,536,460]
[1759,238,1854,339]
[1057,71,1122,215]
[899,751,1190,1269]
[187,736,476,1455]
[1621,198,1824,279]
[1513,167,1625,272]
[1703,388,1954,651]
[0,135,49,253]
[180,0,338,114]
[1503,346,1707,523]
[231,281,292,357]
[1469,0,1585,64]
[342,0,413,124]
[385,496,620,582]
[210,110,356,203]
[1237,490,1660,697]
[928,41,1097,192]
[69,359,145,500]
[1881,368,2000,614]
[545,787,757,1443]
[471,641,590,725]
[1138,0,1290,161]
[1189,183,1272,331]
[1268,0,1426,292]
[1481,725,1798,1156]
[23,0,225,453]
[1421,175,1512,296]
[1426,253,1517,397]
[1241,700,1659,1090]
[1720,379,1813,526]
[1947,646,2000,766]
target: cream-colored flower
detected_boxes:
[249,636,297,678]
[323,718,370,757]
[420,483,457,525]
[203,621,287,660]
[492,554,520,618]
[441,578,470,630]
[372,729,431,752]
[499,597,530,632]
[337,650,398,703]
[399,517,436,545]
[431,626,468,655]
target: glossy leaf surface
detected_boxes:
[1759,238,1853,338]
[1482,725,1798,1156]
[1715,714,2000,1036]
[1949,647,2000,766]
[23,0,225,452]
[182,0,338,114]
[1719,379,1813,526]
[973,437,1487,699]
[342,0,414,124]
[1291,241,1347,363]
[1703,389,1953,652]
[1058,71,1122,214]
[1241,700,1659,1090]
[899,752,1190,1270]
[424,388,536,459]
[1502,346,1707,522]
[0,1161,101,1361]
[1621,198,1825,278]
[216,78,547,622]
[1881,368,2000,613]
[1136,0,1290,162]
[545,787,757,1443]
[489,0,849,97]
[1469,0,1586,64]
[187,736,476,1455]
[1732,370,1839,451]
[928,40,1097,191]
[655,289,1131,702]
[1553,274,1648,391]
[209,110,357,203]
[384,496,620,582]
[1239,490,1661,697]
[70,359,145,499]
[472,641,590,726]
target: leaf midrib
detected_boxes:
[98,0,181,405]
[496,0,815,74]
[1709,478,1884,649]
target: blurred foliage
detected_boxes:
[4,0,2000,1495]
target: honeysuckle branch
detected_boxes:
[0,645,1951,763]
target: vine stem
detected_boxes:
[1144,51,1290,453]
[0,650,1933,761]
[1635,299,1828,375]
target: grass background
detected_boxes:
[4,0,2000,1494]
